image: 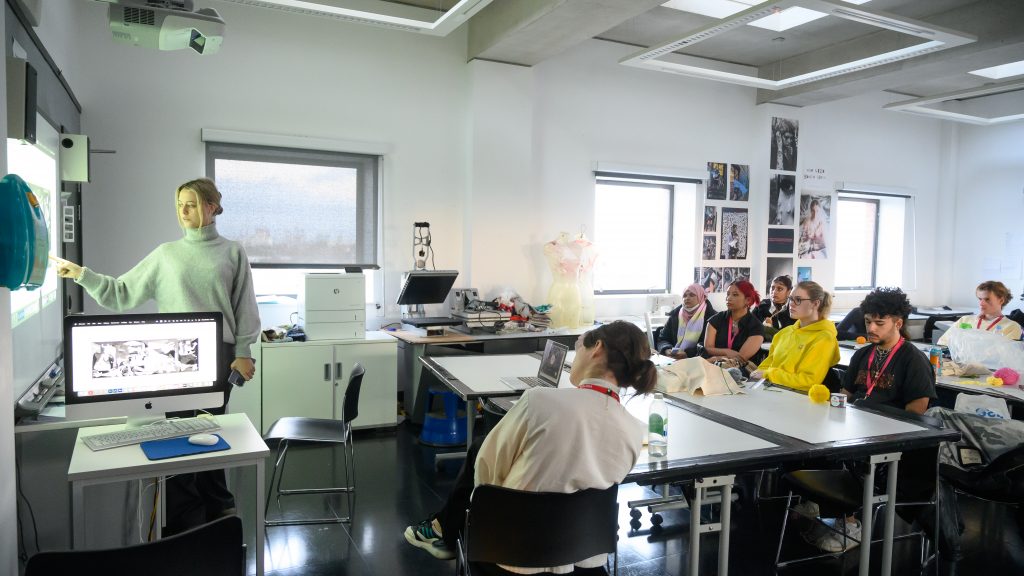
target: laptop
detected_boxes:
[500,340,569,391]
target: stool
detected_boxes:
[419,389,467,446]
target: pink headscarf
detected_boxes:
[676,284,708,352]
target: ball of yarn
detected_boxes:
[993,368,1019,386]
[808,384,830,403]
[855,336,867,344]
[986,376,1004,386]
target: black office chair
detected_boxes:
[457,484,620,576]
[25,515,244,576]
[263,363,364,526]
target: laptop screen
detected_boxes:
[537,340,569,385]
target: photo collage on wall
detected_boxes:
[764,117,800,286]
[700,160,750,293]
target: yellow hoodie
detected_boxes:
[757,318,840,391]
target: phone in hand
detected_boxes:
[228,369,246,387]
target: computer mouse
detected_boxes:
[187,434,219,446]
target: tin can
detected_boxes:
[829,393,847,408]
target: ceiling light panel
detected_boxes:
[630,0,975,90]
[884,80,1024,126]
[747,7,827,32]
[969,59,1024,80]
[661,0,762,20]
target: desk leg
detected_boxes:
[256,458,265,576]
[689,481,702,576]
[688,475,734,576]
[860,452,901,576]
[881,460,899,576]
[156,476,164,539]
[466,402,475,447]
[71,481,85,549]
[859,461,875,576]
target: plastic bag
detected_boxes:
[954,392,1010,419]
[944,328,1024,373]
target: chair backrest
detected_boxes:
[464,484,618,568]
[26,515,244,576]
[643,312,668,351]
[342,363,364,425]
[823,367,845,393]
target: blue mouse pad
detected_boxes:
[141,435,231,460]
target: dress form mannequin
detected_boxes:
[543,232,582,329]
[575,233,598,326]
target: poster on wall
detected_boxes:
[703,206,718,232]
[729,164,749,201]
[697,267,724,293]
[798,192,831,259]
[765,257,794,292]
[767,228,795,254]
[769,174,796,225]
[798,266,812,282]
[707,162,727,200]
[702,235,717,260]
[770,117,798,171]
[720,208,748,260]
[722,267,751,287]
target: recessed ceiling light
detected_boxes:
[748,7,828,32]
[969,59,1024,80]
[661,0,761,19]
[884,80,1024,125]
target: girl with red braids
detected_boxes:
[703,280,765,365]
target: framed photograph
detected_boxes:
[766,257,794,293]
[722,267,750,286]
[798,192,831,259]
[769,174,796,225]
[729,164,749,201]
[798,266,812,282]
[720,208,748,260]
[698,267,724,293]
[770,117,798,171]
[703,206,718,233]
[767,227,795,255]
[702,235,717,260]
[707,162,727,200]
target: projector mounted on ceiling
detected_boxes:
[104,0,225,55]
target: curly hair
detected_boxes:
[859,287,913,339]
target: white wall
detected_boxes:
[950,121,1024,313]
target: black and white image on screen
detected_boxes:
[92,338,200,379]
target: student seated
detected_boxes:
[404,321,655,571]
[937,280,1023,345]
[835,307,867,341]
[655,283,717,359]
[753,275,796,340]
[703,280,765,368]
[749,281,839,391]
[841,287,937,415]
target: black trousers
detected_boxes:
[165,341,236,534]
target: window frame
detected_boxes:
[834,195,880,291]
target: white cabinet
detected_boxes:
[256,333,397,433]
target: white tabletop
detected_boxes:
[937,373,1024,402]
[69,413,269,482]
[430,354,544,394]
[670,386,924,445]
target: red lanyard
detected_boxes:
[865,338,905,396]
[726,317,737,349]
[579,383,620,402]
[977,315,1003,331]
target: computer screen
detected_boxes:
[64,312,225,422]
[397,270,459,305]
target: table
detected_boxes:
[69,413,270,575]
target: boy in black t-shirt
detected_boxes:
[841,288,936,414]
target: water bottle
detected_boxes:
[929,346,942,378]
[648,393,668,457]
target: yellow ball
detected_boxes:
[808,384,831,403]
[986,376,1004,387]
[855,336,867,344]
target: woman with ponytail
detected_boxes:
[751,281,840,391]
[656,284,717,359]
[704,280,765,364]
[405,321,655,572]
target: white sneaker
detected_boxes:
[791,500,820,519]
[815,518,862,553]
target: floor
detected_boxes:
[240,423,1024,576]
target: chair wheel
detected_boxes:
[630,508,642,519]
[651,523,663,534]
[651,513,663,526]
[630,519,642,531]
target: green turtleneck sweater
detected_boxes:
[76,224,261,358]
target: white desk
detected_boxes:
[937,373,1024,403]
[69,413,270,575]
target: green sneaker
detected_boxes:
[404,519,455,560]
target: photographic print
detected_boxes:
[799,192,831,259]
[720,208,749,260]
[703,206,718,233]
[798,266,812,283]
[91,339,199,379]
[770,117,798,171]
[722,267,751,287]
[707,162,727,200]
[699,267,724,293]
[767,228,795,254]
[702,235,717,260]
[765,257,794,293]
[769,174,796,225]
[729,164,749,201]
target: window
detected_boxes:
[834,188,915,291]
[593,175,697,294]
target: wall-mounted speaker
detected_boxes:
[6,57,37,144]
[59,134,91,183]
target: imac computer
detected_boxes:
[397,270,461,333]
[64,312,225,424]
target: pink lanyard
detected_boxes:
[977,315,1003,331]
[579,383,620,402]
[865,338,905,396]
[726,318,737,350]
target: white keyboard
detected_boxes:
[83,417,222,451]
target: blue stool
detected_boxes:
[419,389,467,447]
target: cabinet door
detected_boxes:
[333,342,397,428]
[262,345,335,434]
